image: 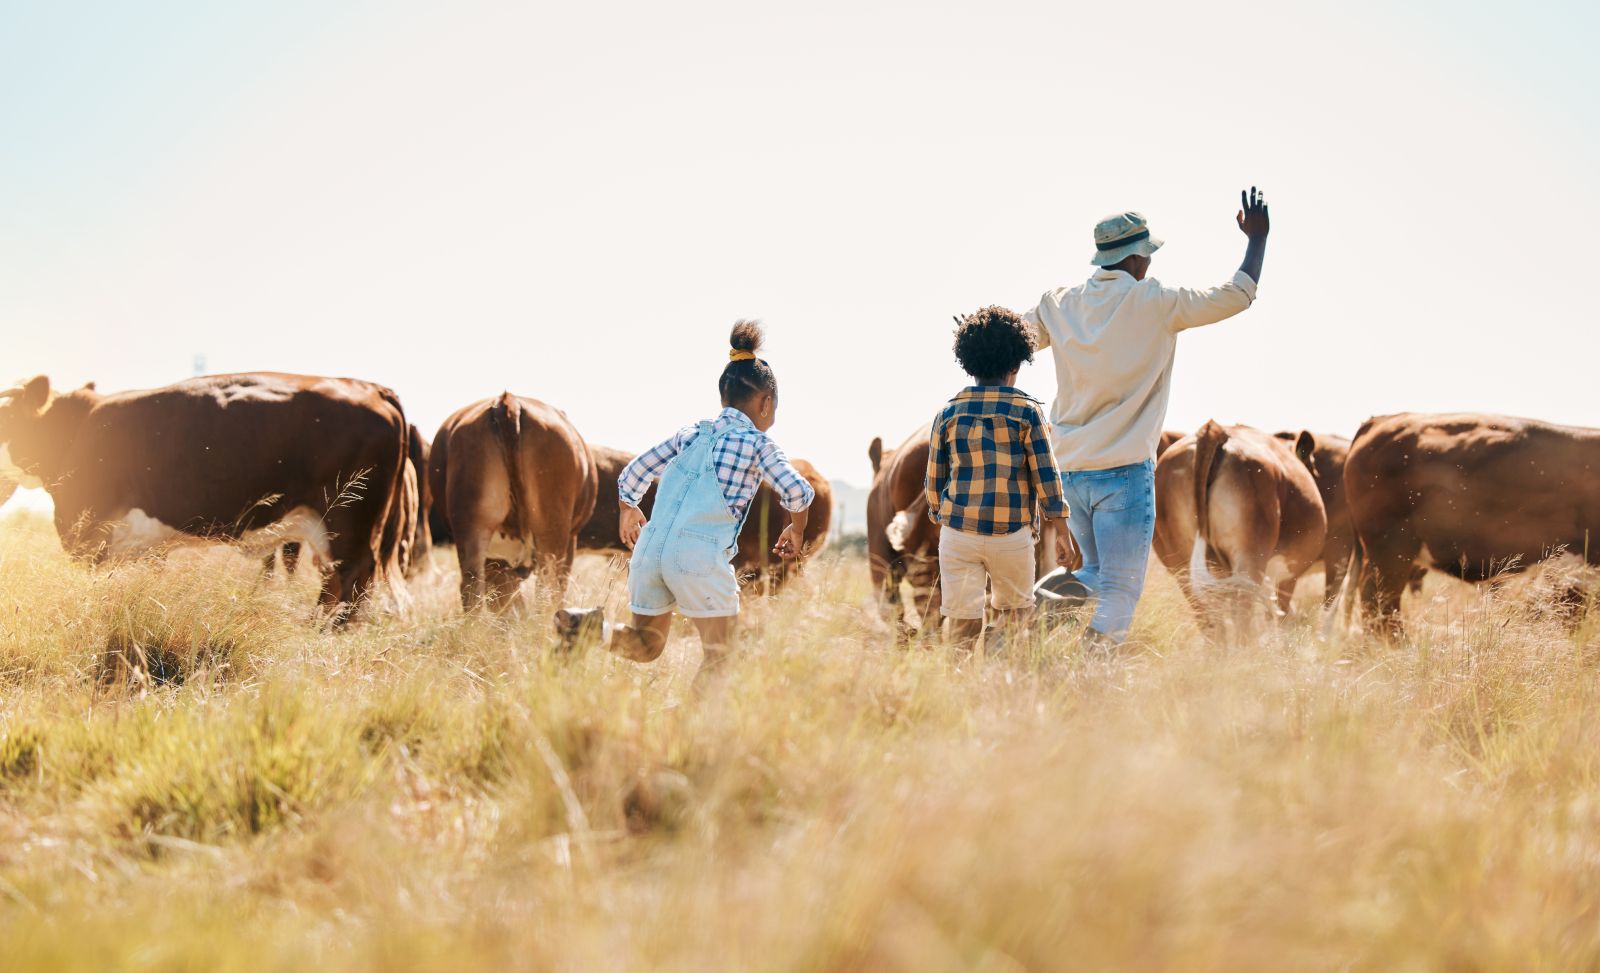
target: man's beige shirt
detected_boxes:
[1023,268,1257,471]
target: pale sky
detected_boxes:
[4,0,1597,511]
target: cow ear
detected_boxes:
[79,381,96,392]
[2,375,50,412]
[868,437,883,473]
[1294,430,1318,476]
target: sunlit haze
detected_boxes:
[4,0,1596,514]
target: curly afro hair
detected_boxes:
[952,306,1035,382]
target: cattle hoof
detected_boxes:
[553,607,606,653]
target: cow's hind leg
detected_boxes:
[457,533,491,611]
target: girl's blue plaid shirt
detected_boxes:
[925,387,1068,535]
[618,407,815,519]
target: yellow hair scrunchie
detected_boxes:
[729,349,757,362]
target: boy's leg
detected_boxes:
[608,612,675,662]
[983,527,1039,654]
[938,526,988,651]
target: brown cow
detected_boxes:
[1158,429,1184,458]
[430,392,598,612]
[1345,412,1600,631]
[734,459,832,590]
[866,426,941,636]
[1154,421,1327,633]
[579,445,831,589]
[0,373,410,618]
[1272,430,1354,605]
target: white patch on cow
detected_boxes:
[887,511,913,553]
[1264,555,1293,588]
[238,506,334,570]
[0,443,44,490]
[106,509,183,557]
[486,530,534,568]
[1189,534,1219,588]
[105,504,334,569]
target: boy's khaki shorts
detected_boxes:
[938,525,1036,620]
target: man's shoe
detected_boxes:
[554,607,606,653]
[1034,568,1091,626]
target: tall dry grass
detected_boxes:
[3,508,1600,970]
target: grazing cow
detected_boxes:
[430,392,598,612]
[579,445,653,554]
[734,459,832,589]
[1272,430,1355,605]
[580,445,831,589]
[866,426,941,636]
[0,373,410,617]
[1153,421,1327,633]
[1345,412,1600,631]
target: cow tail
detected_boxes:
[1190,420,1229,580]
[887,493,929,553]
[375,389,410,583]
[489,392,526,538]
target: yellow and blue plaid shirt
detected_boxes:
[926,386,1068,535]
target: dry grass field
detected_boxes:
[3,509,1600,971]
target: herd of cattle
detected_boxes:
[2,369,1598,636]
[0,373,829,622]
[870,412,1600,636]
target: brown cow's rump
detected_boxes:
[0,373,410,619]
[1345,412,1600,630]
[1154,421,1327,635]
[431,392,598,612]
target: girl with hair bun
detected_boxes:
[556,320,815,685]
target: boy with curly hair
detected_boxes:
[926,306,1081,651]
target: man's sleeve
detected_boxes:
[924,417,949,525]
[1025,405,1068,519]
[1159,271,1259,333]
[1020,299,1051,351]
[617,430,684,506]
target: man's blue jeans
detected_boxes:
[1060,460,1156,642]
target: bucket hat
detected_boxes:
[1091,211,1163,267]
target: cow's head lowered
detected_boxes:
[0,376,97,494]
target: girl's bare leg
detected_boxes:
[608,613,674,662]
[689,615,736,689]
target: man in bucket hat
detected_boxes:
[1024,188,1270,649]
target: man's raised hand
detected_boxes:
[1237,186,1269,239]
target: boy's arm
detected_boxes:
[617,430,684,507]
[1024,406,1069,522]
[924,417,949,524]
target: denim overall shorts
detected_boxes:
[628,421,750,618]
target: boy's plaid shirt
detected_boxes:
[925,387,1068,535]
[618,407,815,520]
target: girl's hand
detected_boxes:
[619,503,647,549]
[1054,519,1084,571]
[773,523,805,560]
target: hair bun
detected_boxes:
[729,319,765,356]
